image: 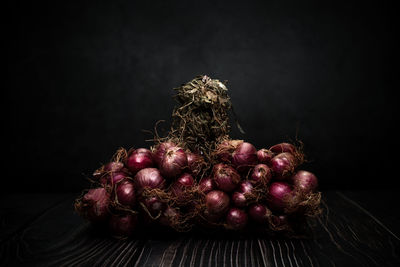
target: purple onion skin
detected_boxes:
[226,208,248,230]
[257,149,274,165]
[249,203,271,224]
[232,192,247,207]
[267,182,293,211]
[82,188,110,222]
[171,173,195,201]
[232,142,258,172]
[232,181,254,207]
[160,147,188,178]
[270,143,296,154]
[291,170,318,193]
[198,177,215,194]
[108,171,128,184]
[271,152,296,180]
[205,190,230,218]
[250,164,272,185]
[104,162,124,173]
[213,164,241,192]
[215,139,243,163]
[186,152,204,176]
[134,168,165,195]
[109,214,137,237]
[142,196,164,217]
[126,148,154,174]
[238,181,253,194]
[116,180,136,208]
[153,142,175,166]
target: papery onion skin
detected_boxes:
[109,214,137,237]
[238,181,253,194]
[267,182,293,211]
[107,171,128,185]
[153,142,175,166]
[142,196,164,217]
[291,170,318,193]
[214,139,244,163]
[271,152,296,180]
[232,142,258,172]
[104,162,124,173]
[205,190,230,219]
[134,168,165,195]
[232,181,254,207]
[160,146,188,178]
[257,149,274,165]
[126,148,154,174]
[198,177,215,194]
[115,179,136,208]
[232,192,247,207]
[226,208,248,230]
[250,164,272,185]
[213,163,241,192]
[186,152,204,176]
[79,188,110,222]
[170,173,195,202]
[270,143,296,154]
[248,203,271,224]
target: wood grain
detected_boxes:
[1,192,399,266]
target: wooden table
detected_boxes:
[1,191,399,266]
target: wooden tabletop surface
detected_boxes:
[1,191,399,266]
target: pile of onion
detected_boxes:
[75,140,320,237]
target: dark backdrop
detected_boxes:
[5,0,396,192]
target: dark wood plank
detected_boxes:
[1,191,399,266]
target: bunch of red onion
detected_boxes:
[75,140,321,237]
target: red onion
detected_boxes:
[108,171,128,185]
[226,208,248,230]
[213,163,241,192]
[250,164,272,185]
[238,180,253,194]
[109,214,137,237]
[232,142,258,172]
[248,203,271,224]
[115,179,136,208]
[134,168,165,195]
[104,161,124,172]
[170,173,195,202]
[142,196,164,217]
[232,192,246,208]
[267,182,293,211]
[270,143,296,154]
[204,190,230,220]
[159,146,188,178]
[153,142,175,166]
[271,152,296,180]
[198,177,215,194]
[214,139,243,162]
[186,152,205,176]
[257,149,274,165]
[232,181,254,207]
[126,148,154,174]
[291,170,318,193]
[79,188,110,222]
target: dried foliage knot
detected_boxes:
[169,75,233,162]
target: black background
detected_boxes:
[5,0,396,193]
